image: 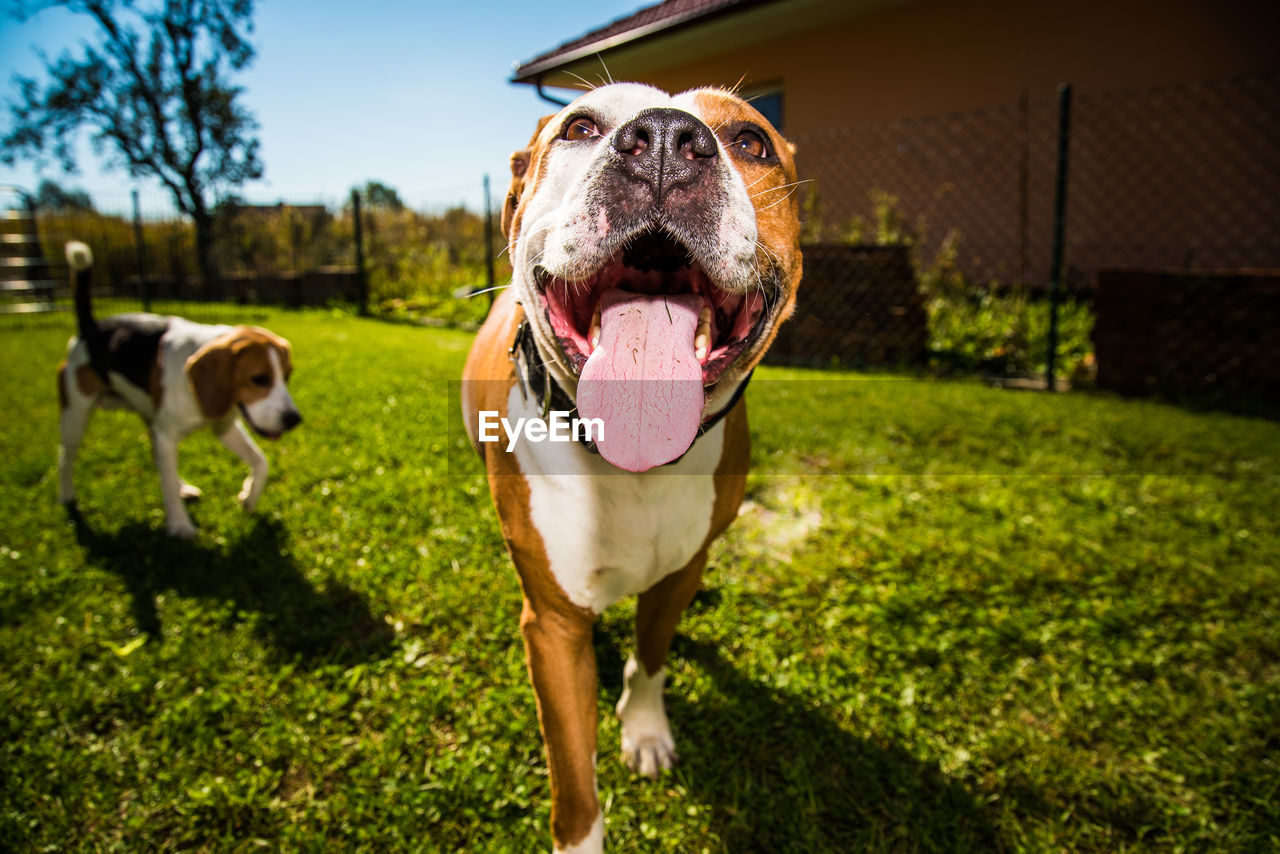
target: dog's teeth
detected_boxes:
[696,304,712,334]
[694,328,710,360]
[589,306,602,353]
[694,305,711,361]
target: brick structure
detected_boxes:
[1093,269,1280,401]
[768,244,927,366]
[224,268,361,307]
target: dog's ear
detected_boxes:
[501,149,531,239]
[185,333,237,420]
[245,326,294,378]
[501,115,555,239]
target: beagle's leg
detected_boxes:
[617,549,707,777]
[521,598,605,854]
[215,421,268,512]
[57,386,97,507]
[150,429,196,538]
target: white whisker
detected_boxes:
[754,238,783,267]
[563,70,601,92]
[755,184,804,211]
[743,167,781,191]
[462,284,511,299]
[750,178,812,199]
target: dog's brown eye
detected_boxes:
[732,129,769,159]
[563,117,600,141]
[250,374,271,387]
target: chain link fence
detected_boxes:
[1,189,360,326]
[781,72,1280,401]
[0,187,505,329]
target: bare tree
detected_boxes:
[2,0,263,287]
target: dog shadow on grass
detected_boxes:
[68,508,394,666]
[595,620,1003,852]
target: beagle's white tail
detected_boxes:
[66,240,94,272]
[66,240,108,376]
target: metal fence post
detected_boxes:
[351,188,367,316]
[1046,83,1073,391]
[132,189,150,312]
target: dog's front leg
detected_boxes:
[618,550,707,777]
[216,421,269,512]
[521,597,605,854]
[150,430,196,538]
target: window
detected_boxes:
[745,86,784,133]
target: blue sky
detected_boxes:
[0,0,647,213]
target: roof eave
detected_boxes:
[510,0,778,84]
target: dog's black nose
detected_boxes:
[612,107,718,202]
[283,410,302,431]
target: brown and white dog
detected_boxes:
[57,242,301,538]
[461,83,802,852]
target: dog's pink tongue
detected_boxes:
[577,289,704,472]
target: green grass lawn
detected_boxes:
[2,308,1277,852]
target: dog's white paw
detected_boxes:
[616,657,677,778]
[179,482,203,501]
[167,517,197,539]
[238,476,258,512]
[621,728,678,778]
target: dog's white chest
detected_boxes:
[509,386,721,614]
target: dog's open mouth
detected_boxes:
[538,228,767,383]
[534,228,768,472]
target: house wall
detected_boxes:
[624,0,1278,135]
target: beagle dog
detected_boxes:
[57,241,302,538]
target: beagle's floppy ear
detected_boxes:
[185,332,238,420]
[501,114,554,239]
[245,326,294,376]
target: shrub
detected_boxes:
[802,186,1096,379]
[361,206,509,327]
